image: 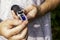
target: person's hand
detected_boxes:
[24,5,37,19]
[0,11,28,40]
[8,11,28,40]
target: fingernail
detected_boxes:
[24,20,28,24]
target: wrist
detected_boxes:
[37,5,47,17]
[37,6,42,17]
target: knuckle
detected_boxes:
[31,15,35,18]
[28,14,35,18]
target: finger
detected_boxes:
[9,27,28,40]
[0,19,22,29]
[11,10,19,19]
[8,20,28,36]
[24,5,35,14]
[5,19,22,29]
[21,38,27,40]
[21,20,28,27]
[0,20,23,38]
[21,33,28,40]
[27,8,37,19]
[6,19,22,25]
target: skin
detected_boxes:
[0,11,28,40]
[8,11,28,40]
[0,0,60,40]
[39,0,60,16]
[24,0,60,19]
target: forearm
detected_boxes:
[38,0,60,15]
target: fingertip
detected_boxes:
[18,20,23,23]
[22,20,28,25]
[11,10,14,14]
[11,10,19,19]
[24,20,28,24]
[11,10,15,17]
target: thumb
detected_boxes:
[24,5,36,14]
[11,10,19,20]
[27,7,37,19]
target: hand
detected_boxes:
[0,11,28,40]
[24,5,37,19]
[9,11,28,40]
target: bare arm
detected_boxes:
[38,0,60,16]
[23,0,60,19]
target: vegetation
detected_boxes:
[51,5,60,40]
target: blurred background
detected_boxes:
[51,5,60,40]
